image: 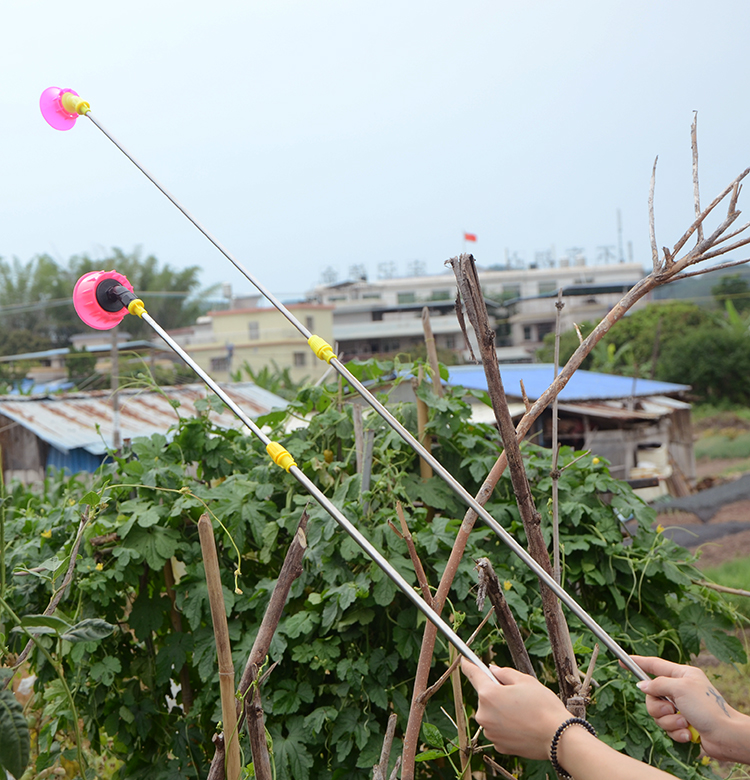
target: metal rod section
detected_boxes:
[86,113,311,340]
[141,311,496,682]
[87,115,646,682]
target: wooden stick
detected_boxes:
[449,644,471,777]
[395,503,432,605]
[475,558,535,678]
[415,366,433,481]
[448,254,579,700]
[419,607,495,704]
[693,580,750,598]
[198,513,241,780]
[483,754,520,780]
[422,307,444,397]
[373,713,400,780]
[226,509,310,780]
[551,289,564,584]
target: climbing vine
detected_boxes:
[0,359,743,779]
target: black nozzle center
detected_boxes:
[95,278,127,312]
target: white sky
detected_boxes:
[3,1,750,302]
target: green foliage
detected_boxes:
[0,248,211,353]
[232,360,305,400]
[712,274,750,313]
[0,687,30,779]
[658,327,750,404]
[0,359,743,779]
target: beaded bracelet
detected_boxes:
[549,717,598,779]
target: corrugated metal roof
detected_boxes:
[0,382,288,455]
[447,364,690,402]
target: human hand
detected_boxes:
[461,660,571,760]
[631,655,750,762]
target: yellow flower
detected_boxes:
[656,524,665,534]
[95,563,104,571]
[701,756,711,766]
[503,580,512,591]
[41,530,52,539]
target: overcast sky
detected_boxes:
[4,1,750,304]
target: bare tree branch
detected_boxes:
[475,558,535,677]
[395,502,432,605]
[649,156,660,270]
[667,256,750,281]
[373,713,399,780]
[692,112,703,243]
[670,167,750,259]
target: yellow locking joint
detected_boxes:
[308,335,336,364]
[266,442,297,472]
[61,91,91,116]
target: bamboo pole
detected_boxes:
[198,513,241,780]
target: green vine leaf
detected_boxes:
[0,689,30,779]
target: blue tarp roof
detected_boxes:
[447,364,690,402]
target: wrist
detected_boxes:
[550,718,598,779]
[710,711,750,763]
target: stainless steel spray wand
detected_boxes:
[50,90,700,739]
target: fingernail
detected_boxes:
[636,680,648,691]
[675,717,688,729]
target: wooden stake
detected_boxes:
[198,514,241,780]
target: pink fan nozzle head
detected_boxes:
[40,87,90,131]
[73,271,135,330]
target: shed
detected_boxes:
[447,364,694,498]
[0,382,288,483]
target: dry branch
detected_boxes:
[475,558,535,677]
[373,713,400,780]
[692,113,703,243]
[448,254,578,701]
[401,125,750,780]
[394,503,432,605]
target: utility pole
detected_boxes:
[111,326,121,451]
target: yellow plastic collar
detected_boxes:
[128,299,146,318]
[308,335,336,364]
[61,92,91,116]
[266,442,297,472]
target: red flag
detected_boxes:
[464,232,477,242]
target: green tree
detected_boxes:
[712,273,750,313]
[658,327,750,404]
[0,249,213,356]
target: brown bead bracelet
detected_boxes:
[549,717,598,779]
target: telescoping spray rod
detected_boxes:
[73,270,496,682]
[49,86,696,736]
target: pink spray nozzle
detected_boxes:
[73,271,134,330]
[40,87,87,131]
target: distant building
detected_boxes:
[307,261,647,359]
[164,303,334,383]
[0,337,166,392]
[446,364,694,499]
[0,382,287,483]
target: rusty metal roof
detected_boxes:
[0,382,287,455]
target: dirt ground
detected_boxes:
[656,459,750,569]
